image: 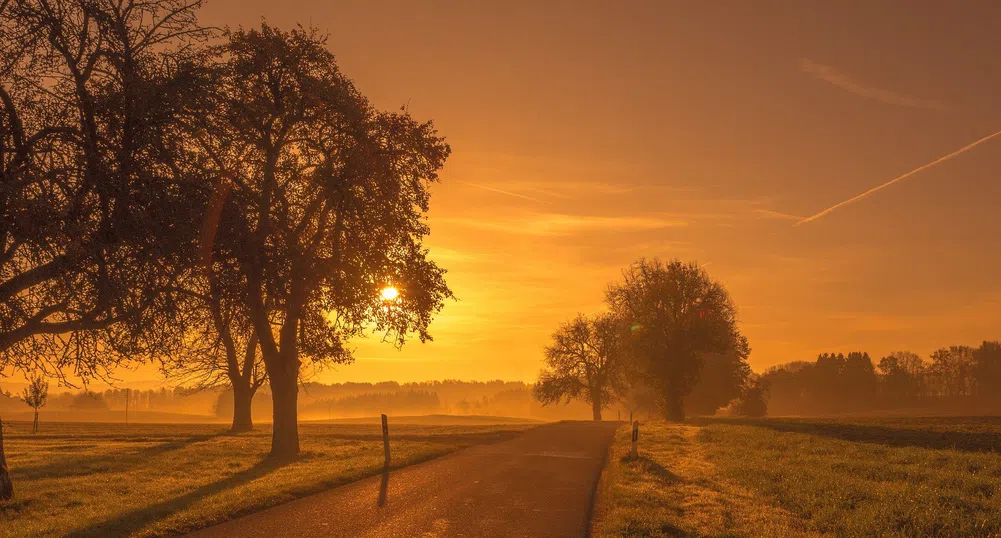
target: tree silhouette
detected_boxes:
[607,258,749,421]
[729,375,768,417]
[534,313,627,421]
[760,344,1001,415]
[684,350,751,416]
[972,341,1001,402]
[930,346,975,399]
[166,254,266,432]
[878,351,926,406]
[189,25,452,457]
[0,0,213,381]
[21,374,47,433]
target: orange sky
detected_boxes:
[12,1,1001,389]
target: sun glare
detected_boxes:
[380,286,400,301]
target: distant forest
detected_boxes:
[0,380,597,422]
[4,341,998,422]
[762,341,1001,416]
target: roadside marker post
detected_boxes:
[381,414,391,468]
[631,421,639,460]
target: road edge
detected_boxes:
[585,422,624,538]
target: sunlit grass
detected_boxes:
[0,420,532,537]
[592,420,819,538]
[593,417,1001,538]
[699,417,1001,537]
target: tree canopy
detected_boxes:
[188,24,453,457]
[606,258,749,421]
[0,4,454,459]
[0,0,213,381]
[534,312,627,421]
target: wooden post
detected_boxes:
[631,420,639,460]
[381,414,391,468]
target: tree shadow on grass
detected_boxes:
[651,524,743,538]
[14,432,227,481]
[697,417,1001,454]
[63,455,290,538]
[623,454,685,485]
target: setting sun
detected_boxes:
[380,286,400,301]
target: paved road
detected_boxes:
[186,421,620,538]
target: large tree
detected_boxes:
[190,25,452,457]
[606,258,749,421]
[534,313,627,421]
[0,0,213,381]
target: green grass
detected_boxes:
[593,417,1001,538]
[0,420,533,537]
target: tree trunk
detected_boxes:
[591,393,603,422]
[32,409,38,434]
[231,385,254,433]
[665,391,685,422]
[0,416,12,501]
[269,367,299,459]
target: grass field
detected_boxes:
[0,419,534,537]
[593,417,1001,538]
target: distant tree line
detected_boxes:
[300,390,441,418]
[0,379,600,422]
[216,380,598,421]
[763,342,1001,416]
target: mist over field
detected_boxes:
[0,380,599,425]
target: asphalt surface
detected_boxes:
[185,421,620,538]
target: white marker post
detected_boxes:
[381,414,391,468]
[631,420,639,460]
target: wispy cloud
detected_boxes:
[754,208,805,221]
[454,179,544,203]
[438,213,687,236]
[797,128,1001,225]
[801,59,944,110]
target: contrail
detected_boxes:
[455,180,544,203]
[796,128,1001,226]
